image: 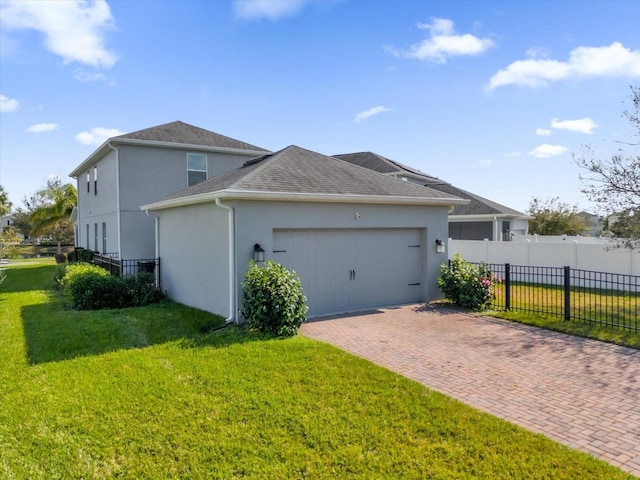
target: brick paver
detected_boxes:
[300,304,640,477]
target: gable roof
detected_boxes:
[335,151,527,218]
[333,151,444,184]
[70,121,268,178]
[142,145,468,211]
[114,121,268,152]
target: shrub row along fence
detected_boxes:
[93,253,161,288]
[482,263,639,332]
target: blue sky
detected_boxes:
[1,0,639,213]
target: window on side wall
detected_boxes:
[94,166,98,195]
[187,153,207,187]
[102,222,106,253]
[87,171,90,193]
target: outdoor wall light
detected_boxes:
[253,243,265,263]
[435,239,446,254]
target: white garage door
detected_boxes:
[272,228,423,317]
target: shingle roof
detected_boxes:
[115,121,268,152]
[333,152,444,184]
[160,145,464,204]
[426,183,527,217]
[335,151,526,217]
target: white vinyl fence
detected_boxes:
[449,238,640,276]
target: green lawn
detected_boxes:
[0,263,634,479]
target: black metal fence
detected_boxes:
[93,253,161,288]
[483,263,639,332]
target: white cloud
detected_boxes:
[74,69,108,82]
[478,159,493,166]
[389,18,495,63]
[536,128,552,136]
[528,144,567,158]
[488,42,640,90]
[233,0,308,20]
[551,117,597,134]
[0,94,19,112]
[504,151,521,158]
[27,123,58,133]
[75,127,123,146]
[354,106,391,123]
[0,0,117,69]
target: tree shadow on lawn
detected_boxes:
[20,301,267,365]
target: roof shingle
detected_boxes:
[161,145,463,203]
[115,121,268,152]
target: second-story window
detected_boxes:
[94,166,98,195]
[187,153,207,187]
[87,171,90,193]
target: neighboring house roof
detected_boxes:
[142,145,468,211]
[335,151,528,219]
[70,121,269,178]
[426,183,528,218]
[333,151,444,184]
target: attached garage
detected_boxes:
[142,145,467,322]
[273,228,424,316]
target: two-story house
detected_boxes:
[70,121,269,260]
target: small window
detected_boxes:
[86,224,90,249]
[187,153,207,187]
[102,222,107,253]
[94,166,98,195]
[94,223,98,251]
[87,171,90,193]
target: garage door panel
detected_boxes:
[273,228,424,316]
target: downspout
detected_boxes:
[145,209,160,288]
[215,197,236,324]
[107,142,122,258]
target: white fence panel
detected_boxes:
[449,239,640,276]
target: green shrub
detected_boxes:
[67,248,95,263]
[438,254,501,311]
[56,263,164,310]
[122,273,165,307]
[67,273,128,310]
[241,260,308,337]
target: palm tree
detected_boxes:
[29,181,77,254]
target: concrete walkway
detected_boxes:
[300,304,640,477]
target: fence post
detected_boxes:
[564,265,571,321]
[504,263,511,311]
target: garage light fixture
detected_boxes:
[435,239,446,254]
[253,243,265,263]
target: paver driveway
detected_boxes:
[300,304,640,477]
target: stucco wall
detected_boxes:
[118,145,251,259]
[157,202,231,316]
[155,199,450,319]
[231,200,450,315]
[75,149,118,253]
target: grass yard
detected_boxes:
[487,283,640,349]
[0,263,634,479]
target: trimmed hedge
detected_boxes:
[57,263,164,310]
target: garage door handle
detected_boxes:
[349,269,356,281]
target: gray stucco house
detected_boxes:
[334,152,530,241]
[141,145,467,320]
[69,121,268,259]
